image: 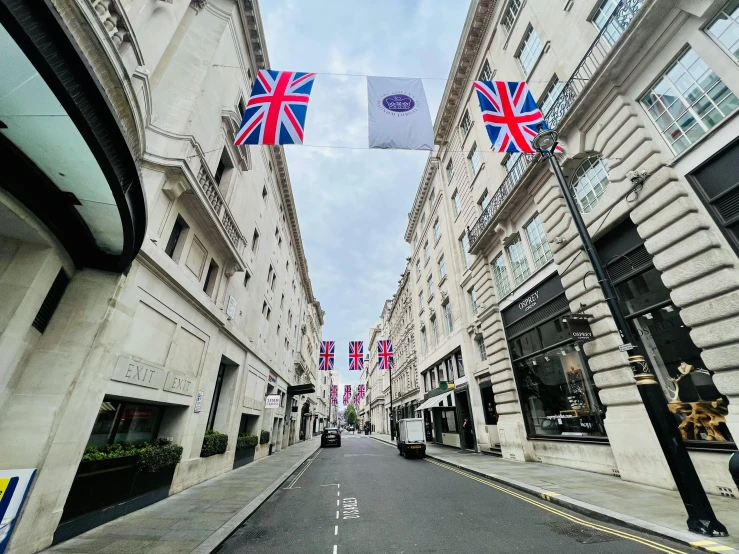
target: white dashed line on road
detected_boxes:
[333,545,337,554]
[336,499,339,506]
[336,510,339,519]
[335,525,338,535]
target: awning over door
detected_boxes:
[416,391,453,412]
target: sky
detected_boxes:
[260,1,469,394]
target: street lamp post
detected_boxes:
[532,129,727,537]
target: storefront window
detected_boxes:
[510,328,542,360]
[456,352,465,378]
[480,385,499,425]
[617,267,733,444]
[515,345,607,438]
[87,400,163,447]
[440,409,457,432]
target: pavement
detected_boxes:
[370,433,739,553]
[44,438,321,554]
[219,433,708,554]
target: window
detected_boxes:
[244,270,251,289]
[452,190,461,217]
[708,1,739,61]
[214,149,234,191]
[443,302,453,333]
[506,234,531,286]
[539,76,564,116]
[469,288,478,315]
[413,232,418,250]
[262,185,268,201]
[446,159,455,181]
[502,0,522,34]
[468,142,482,175]
[251,228,260,252]
[87,400,163,448]
[479,59,493,82]
[641,47,738,155]
[238,96,246,116]
[430,188,436,205]
[570,157,610,213]
[592,0,623,46]
[460,110,472,136]
[165,216,188,261]
[515,25,543,77]
[419,291,425,311]
[428,275,435,298]
[421,328,428,355]
[525,214,553,269]
[503,152,525,186]
[206,363,227,432]
[476,336,487,361]
[439,256,447,279]
[32,270,69,333]
[460,232,471,268]
[416,260,422,279]
[277,324,281,336]
[433,219,441,242]
[424,241,431,262]
[491,254,511,297]
[430,316,439,346]
[203,259,219,297]
[479,189,490,211]
[262,301,268,316]
[267,264,273,284]
[280,294,285,308]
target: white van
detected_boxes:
[396,418,426,459]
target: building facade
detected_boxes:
[0,1,324,552]
[411,0,739,497]
[366,324,388,433]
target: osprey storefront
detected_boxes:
[503,274,607,440]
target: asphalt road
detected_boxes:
[218,434,704,554]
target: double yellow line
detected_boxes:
[425,458,693,554]
[287,448,322,489]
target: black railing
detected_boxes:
[468,0,646,249]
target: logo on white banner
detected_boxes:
[265,395,281,408]
[380,93,417,115]
[367,77,434,151]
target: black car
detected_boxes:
[321,427,341,447]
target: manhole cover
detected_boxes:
[239,529,268,541]
[546,521,619,544]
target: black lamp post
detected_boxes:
[532,128,727,537]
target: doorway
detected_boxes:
[456,390,476,451]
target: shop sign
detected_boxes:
[567,317,594,342]
[265,394,281,408]
[226,296,237,319]
[194,391,203,413]
[111,356,167,390]
[0,469,36,554]
[163,370,196,396]
[502,275,566,328]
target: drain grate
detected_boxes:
[546,521,619,544]
[239,529,269,541]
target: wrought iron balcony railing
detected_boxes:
[468,0,645,250]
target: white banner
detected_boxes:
[265,395,281,408]
[367,77,434,150]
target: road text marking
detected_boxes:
[342,497,360,519]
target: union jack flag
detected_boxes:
[235,69,316,145]
[343,385,352,405]
[319,341,334,371]
[378,340,394,371]
[349,341,364,371]
[357,384,365,401]
[473,81,558,154]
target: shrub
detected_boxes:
[200,430,229,457]
[137,444,183,473]
[259,430,270,445]
[237,434,259,449]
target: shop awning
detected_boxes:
[416,391,453,412]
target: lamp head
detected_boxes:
[532,128,559,152]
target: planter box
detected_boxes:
[233,445,256,469]
[54,457,176,545]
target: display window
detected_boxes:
[87,400,163,447]
[440,408,457,433]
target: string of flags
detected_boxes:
[235,70,555,154]
[319,340,394,372]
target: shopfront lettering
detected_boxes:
[111,356,167,390]
[518,291,540,312]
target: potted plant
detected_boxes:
[200,429,229,457]
[233,433,258,468]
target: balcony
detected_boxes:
[294,352,308,375]
[468,0,645,252]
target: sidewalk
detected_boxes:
[45,439,320,554]
[370,433,739,553]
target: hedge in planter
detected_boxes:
[260,430,270,445]
[80,438,182,470]
[237,434,259,449]
[201,430,229,457]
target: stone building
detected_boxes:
[366,323,387,434]
[0,0,323,552]
[412,0,739,497]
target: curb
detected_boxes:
[193,441,321,554]
[369,436,734,553]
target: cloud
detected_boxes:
[261,0,467,387]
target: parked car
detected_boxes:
[396,418,426,458]
[321,427,341,448]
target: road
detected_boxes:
[218,434,703,554]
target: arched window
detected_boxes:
[569,157,609,213]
